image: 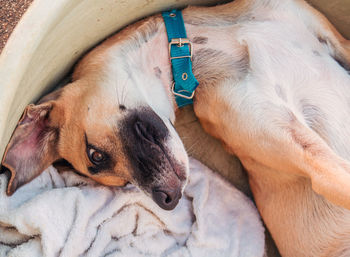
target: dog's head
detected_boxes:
[1,21,189,210]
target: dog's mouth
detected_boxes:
[120,108,188,210]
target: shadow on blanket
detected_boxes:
[0,158,264,257]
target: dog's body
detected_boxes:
[2,0,350,256]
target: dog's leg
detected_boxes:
[294,0,350,70]
[194,83,350,210]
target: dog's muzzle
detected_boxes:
[120,108,187,210]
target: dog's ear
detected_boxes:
[1,101,62,195]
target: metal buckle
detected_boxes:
[168,38,193,60]
[171,82,195,99]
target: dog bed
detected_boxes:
[0,1,349,257]
[0,158,264,257]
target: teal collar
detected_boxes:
[162,10,199,107]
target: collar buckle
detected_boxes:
[168,38,193,60]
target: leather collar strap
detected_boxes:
[162,10,199,107]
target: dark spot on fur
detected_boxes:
[316,35,350,73]
[317,36,327,44]
[192,36,208,44]
[192,47,249,85]
[153,67,162,79]
[312,50,321,56]
[275,84,287,102]
[119,105,126,111]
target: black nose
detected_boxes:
[152,187,182,210]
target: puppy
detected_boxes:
[2,0,350,256]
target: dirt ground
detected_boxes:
[0,0,33,53]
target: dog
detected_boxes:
[2,0,350,256]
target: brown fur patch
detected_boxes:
[153,66,162,79]
[192,36,208,44]
[192,47,249,86]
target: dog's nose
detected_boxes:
[152,187,182,210]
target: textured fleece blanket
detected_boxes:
[0,158,264,257]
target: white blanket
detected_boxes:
[0,158,264,257]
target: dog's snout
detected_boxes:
[152,187,182,210]
[134,121,156,143]
[120,108,187,209]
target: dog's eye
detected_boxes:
[88,147,105,164]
